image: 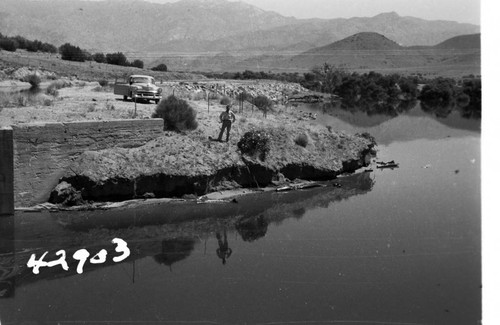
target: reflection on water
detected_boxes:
[153,238,197,270]
[0,87,44,108]
[0,100,480,324]
[0,173,375,292]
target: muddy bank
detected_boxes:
[52,124,375,203]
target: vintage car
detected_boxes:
[114,75,163,103]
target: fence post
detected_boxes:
[0,127,14,216]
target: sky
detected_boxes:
[143,0,481,25]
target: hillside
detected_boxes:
[0,0,296,52]
[434,33,481,49]
[304,32,403,52]
[0,0,480,55]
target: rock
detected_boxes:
[49,181,85,206]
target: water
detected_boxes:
[0,102,481,324]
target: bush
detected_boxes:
[152,63,168,72]
[98,79,109,87]
[46,84,59,97]
[295,133,309,147]
[25,74,41,88]
[188,91,205,101]
[152,95,198,131]
[220,96,231,105]
[237,129,271,161]
[46,80,72,96]
[252,95,273,111]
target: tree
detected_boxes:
[59,43,85,62]
[106,52,128,66]
[93,52,106,63]
[0,38,17,52]
[131,59,144,69]
[40,42,57,53]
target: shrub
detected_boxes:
[220,96,231,105]
[43,97,54,106]
[252,95,273,111]
[152,63,168,72]
[189,91,205,101]
[98,79,109,87]
[25,74,41,88]
[237,129,271,161]
[152,95,198,131]
[356,132,377,145]
[46,80,71,96]
[208,92,220,100]
[46,85,59,97]
[295,133,309,147]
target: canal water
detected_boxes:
[0,101,481,324]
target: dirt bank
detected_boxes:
[56,102,375,201]
[1,76,375,204]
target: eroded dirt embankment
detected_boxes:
[54,124,375,202]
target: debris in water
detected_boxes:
[376,160,399,169]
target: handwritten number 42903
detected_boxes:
[27,238,130,275]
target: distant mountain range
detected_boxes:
[158,32,480,73]
[0,0,480,54]
[271,32,481,71]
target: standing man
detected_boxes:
[217,105,236,142]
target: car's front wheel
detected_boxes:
[123,95,127,101]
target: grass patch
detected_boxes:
[46,79,72,96]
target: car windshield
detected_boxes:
[131,77,154,84]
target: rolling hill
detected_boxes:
[434,33,481,49]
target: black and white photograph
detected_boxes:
[0,0,488,324]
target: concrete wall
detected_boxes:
[0,127,14,216]
[12,119,164,207]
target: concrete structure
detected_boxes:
[0,127,14,216]
[12,119,164,207]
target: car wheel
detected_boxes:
[155,99,160,104]
[123,95,127,101]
